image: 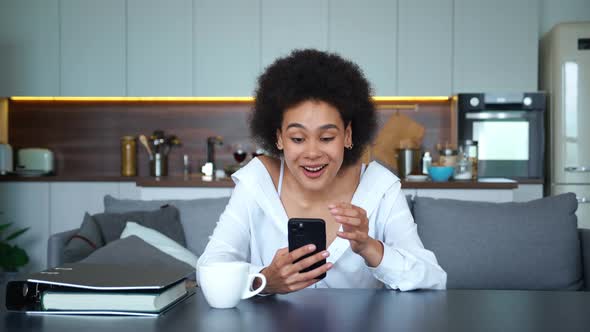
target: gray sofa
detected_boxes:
[48,193,590,291]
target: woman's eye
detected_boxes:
[320,137,335,142]
[291,137,304,143]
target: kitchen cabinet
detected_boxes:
[453,0,539,93]
[398,0,452,96]
[261,0,328,70]
[0,0,59,96]
[194,0,260,97]
[49,183,120,234]
[512,184,543,202]
[0,182,49,274]
[140,187,233,200]
[415,188,514,203]
[127,0,193,96]
[60,0,126,96]
[49,182,140,234]
[329,0,397,96]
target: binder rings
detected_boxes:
[5,262,195,316]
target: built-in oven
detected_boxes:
[457,92,546,179]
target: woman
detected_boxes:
[198,49,447,293]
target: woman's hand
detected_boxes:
[259,245,332,294]
[329,202,384,267]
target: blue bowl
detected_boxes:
[428,166,454,182]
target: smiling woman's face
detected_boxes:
[276,100,352,192]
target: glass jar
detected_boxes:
[438,147,458,167]
[461,140,478,179]
[454,147,472,180]
[120,136,137,177]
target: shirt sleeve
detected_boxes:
[367,184,447,290]
[196,178,266,279]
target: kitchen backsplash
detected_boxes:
[5,97,453,177]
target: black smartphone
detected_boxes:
[288,218,327,280]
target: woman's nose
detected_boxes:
[303,140,322,158]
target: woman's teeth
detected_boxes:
[303,165,326,172]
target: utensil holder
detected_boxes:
[150,153,168,177]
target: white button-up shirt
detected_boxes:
[197,158,447,291]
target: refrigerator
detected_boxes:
[541,22,590,228]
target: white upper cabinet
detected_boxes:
[0,0,59,96]
[453,0,539,93]
[60,0,126,96]
[194,0,260,97]
[49,182,120,234]
[329,0,397,96]
[261,0,329,69]
[127,0,193,96]
[398,0,452,96]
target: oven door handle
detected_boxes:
[577,197,589,204]
[465,111,527,120]
[565,166,590,172]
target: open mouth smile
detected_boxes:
[301,164,328,178]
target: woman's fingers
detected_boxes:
[289,250,330,274]
[337,230,362,241]
[297,262,333,281]
[279,244,316,265]
[333,215,361,226]
[329,203,367,227]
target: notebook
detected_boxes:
[5,262,195,316]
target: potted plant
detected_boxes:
[0,222,29,282]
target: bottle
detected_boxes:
[183,154,190,179]
[120,136,137,177]
[421,151,432,175]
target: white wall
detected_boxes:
[540,0,590,36]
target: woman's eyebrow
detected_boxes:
[319,124,339,130]
[286,123,306,130]
[285,123,340,130]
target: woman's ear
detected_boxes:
[276,129,283,150]
[344,122,352,148]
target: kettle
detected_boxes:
[0,143,13,175]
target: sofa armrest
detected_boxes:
[47,228,79,268]
[579,228,590,291]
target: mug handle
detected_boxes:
[241,273,267,299]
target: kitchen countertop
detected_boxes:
[0,174,523,189]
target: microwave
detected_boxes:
[456,92,546,179]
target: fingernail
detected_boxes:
[327,263,333,268]
[328,204,336,209]
[330,208,339,214]
[308,244,316,251]
[334,215,344,220]
[322,251,330,257]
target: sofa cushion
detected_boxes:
[62,213,106,263]
[414,193,582,290]
[104,195,230,257]
[63,205,186,263]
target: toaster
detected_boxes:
[17,148,54,174]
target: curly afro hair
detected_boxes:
[250,49,377,167]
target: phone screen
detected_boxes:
[288,218,327,280]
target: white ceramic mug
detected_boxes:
[198,261,266,309]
